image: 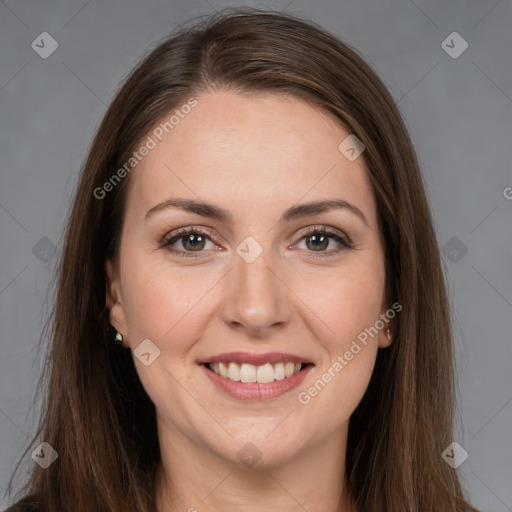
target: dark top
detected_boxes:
[4,495,43,512]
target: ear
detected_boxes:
[378,321,393,349]
[377,303,395,349]
[105,258,129,343]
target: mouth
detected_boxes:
[203,361,313,384]
[198,352,314,401]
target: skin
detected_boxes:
[105,90,394,512]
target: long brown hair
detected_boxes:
[7,7,479,511]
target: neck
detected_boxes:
[155,419,356,512]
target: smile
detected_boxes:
[206,361,305,383]
[199,352,314,401]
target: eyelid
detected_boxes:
[290,225,353,254]
[160,226,221,259]
[161,225,219,244]
[160,224,353,258]
[295,224,349,241]
[162,224,350,243]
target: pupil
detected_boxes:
[184,234,205,250]
[308,234,328,251]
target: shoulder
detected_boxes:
[3,495,43,512]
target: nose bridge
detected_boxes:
[221,241,290,333]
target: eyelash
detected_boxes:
[160,225,353,259]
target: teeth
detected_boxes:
[228,362,241,381]
[207,361,304,383]
[219,362,229,378]
[240,363,257,383]
[285,362,295,378]
[274,362,285,380]
[256,363,274,384]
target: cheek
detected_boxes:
[292,261,384,408]
[120,250,222,349]
[295,279,381,429]
[298,259,385,347]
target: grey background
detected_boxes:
[1,0,511,510]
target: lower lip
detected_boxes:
[200,364,314,401]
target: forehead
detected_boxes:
[125,90,376,227]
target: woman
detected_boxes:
[5,7,479,512]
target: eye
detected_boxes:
[293,226,353,258]
[161,225,353,259]
[161,227,219,258]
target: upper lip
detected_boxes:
[199,352,313,366]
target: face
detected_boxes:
[105,89,393,468]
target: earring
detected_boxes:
[386,329,391,341]
[114,331,124,345]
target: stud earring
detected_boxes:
[114,331,124,345]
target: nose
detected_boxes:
[220,247,291,337]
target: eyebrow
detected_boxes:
[145,198,368,227]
